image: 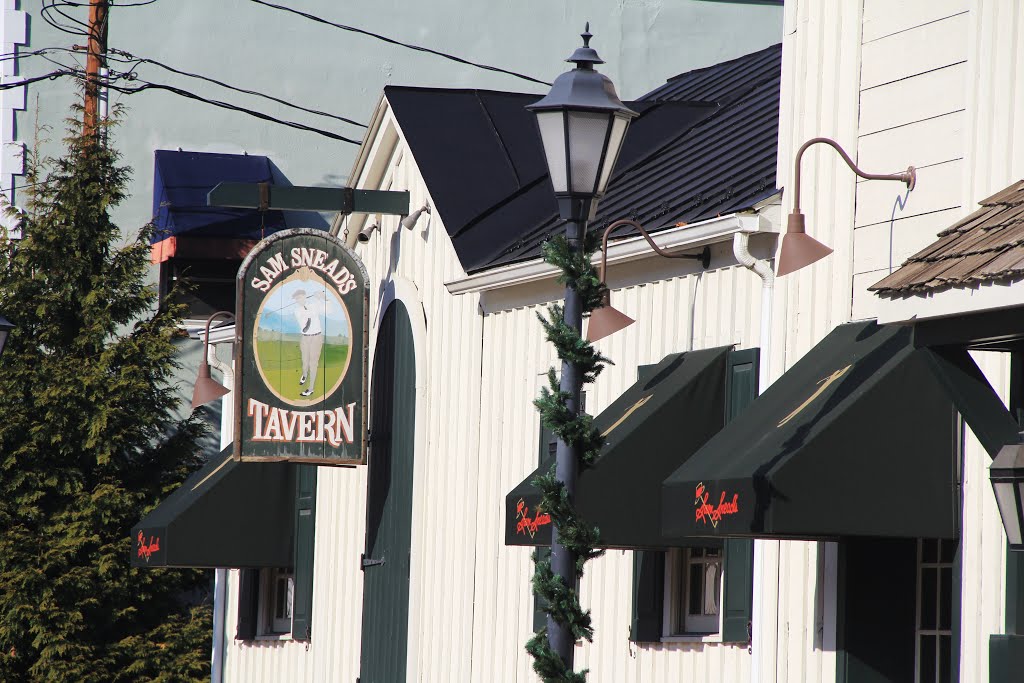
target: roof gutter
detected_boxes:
[444,212,773,295]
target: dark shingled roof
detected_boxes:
[386,43,781,274]
[870,180,1024,294]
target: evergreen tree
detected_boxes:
[0,114,212,682]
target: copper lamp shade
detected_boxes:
[776,211,834,277]
[779,137,916,277]
[192,360,231,410]
[587,219,710,342]
[587,294,635,342]
[191,310,234,410]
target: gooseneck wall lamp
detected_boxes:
[587,219,711,342]
[991,435,1024,551]
[779,136,917,277]
[191,310,235,410]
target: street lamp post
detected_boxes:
[527,25,636,670]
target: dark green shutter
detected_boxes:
[721,348,759,643]
[291,464,317,640]
[630,364,665,642]
[630,548,665,641]
[236,568,259,640]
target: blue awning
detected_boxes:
[152,150,286,245]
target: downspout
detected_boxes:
[733,232,774,683]
[207,341,234,683]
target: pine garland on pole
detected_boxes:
[0,110,212,682]
[526,231,610,683]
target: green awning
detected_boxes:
[662,321,1019,541]
[505,346,732,550]
[131,448,295,568]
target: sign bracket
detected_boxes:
[208,182,410,217]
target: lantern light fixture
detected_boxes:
[527,23,638,222]
[191,310,235,410]
[991,435,1024,551]
[587,219,711,342]
[779,136,916,277]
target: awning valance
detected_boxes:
[131,448,294,568]
[506,346,735,549]
[662,321,1019,541]
[150,150,287,261]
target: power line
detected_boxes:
[0,70,74,91]
[40,1,89,37]
[245,0,551,87]
[109,48,367,128]
[101,76,363,145]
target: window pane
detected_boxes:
[938,634,951,683]
[920,635,936,683]
[595,115,628,195]
[921,568,937,630]
[535,112,567,193]
[688,559,702,616]
[939,567,952,631]
[995,484,1023,546]
[567,111,612,194]
[922,539,938,564]
[939,539,956,564]
[704,560,721,616]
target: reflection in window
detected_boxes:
[665,547,722,636]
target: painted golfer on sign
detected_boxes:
[253,267,352,406]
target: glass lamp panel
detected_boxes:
[0,328,8,357]
[595,115,630,195]
[993,481,1023,546]
[535,111,568,193]
[567,111,613,194]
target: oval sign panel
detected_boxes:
[236,228,368,465]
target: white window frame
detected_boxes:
[256,567,295,638]
[662,546,724,642]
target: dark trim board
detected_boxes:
[911,306,1024,351]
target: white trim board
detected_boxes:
[444,213,773,296]
[875,278,1024,325]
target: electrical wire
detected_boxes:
[101,76,363,144]
[109,48,366,128]
[244,0,551,87]
[0,70,74,91]
[40,1,89,37]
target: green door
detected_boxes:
[359,301,416,683]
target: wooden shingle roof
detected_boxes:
[870,180,1024,294]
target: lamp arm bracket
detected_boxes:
[792,137,916,212]
[598,219,710,282]
[201,310,236,355]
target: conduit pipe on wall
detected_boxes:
[733,232,774,683]
[206,340,234,683]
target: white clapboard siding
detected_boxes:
[474,261,766,683]
[963,0,1024,206]
[222,103,485,683]
[852,1,969,318]
[861,0,968,44]
[773,4,865,679]
[959,351,1012,683]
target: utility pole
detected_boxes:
[83,0,108,138]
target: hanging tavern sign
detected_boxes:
[235,228,368,465]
